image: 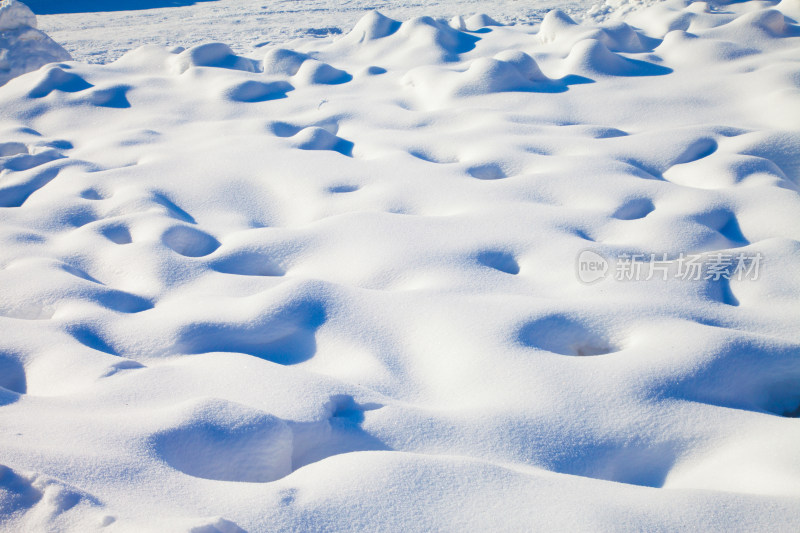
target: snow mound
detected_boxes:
[170,42,256,74]
[538,9,581,43]
[262,48,310,76]
[493,50,550,82]
[331,12,479,64]
[345,10,401,42]
[0,0,34,31]
[539,8,657,52]
[449,13,503,32]
[561,38,670,77]
[403,55,559,105]
[0,0,71,86]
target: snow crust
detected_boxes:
[1,0,800,530]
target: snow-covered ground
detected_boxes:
[1,0,800,531]
[31,0,604,64]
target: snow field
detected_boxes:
[1,0,800,530]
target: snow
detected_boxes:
[1,0,800,531]
[0,0,36,30]
[31,0,601,65]
[0,0,70,86]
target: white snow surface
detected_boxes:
[32,0,606,65]
[0,0,36,30]
[1,0,800,531]
[0,0,71,86]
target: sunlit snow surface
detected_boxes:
[31,0,601,64]
[1,0,800,531]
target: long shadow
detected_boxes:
[0,167,60,208]
[0,352,25,406]
[26,0,219,15]
[546,438,681,488]
[152,395,387,483]
[177,298,327,365]
[656,331,800,418]
[290,395,389,471]
[517,313,620,356]
[67,324,118,355]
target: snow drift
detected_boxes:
[0,0,71,86]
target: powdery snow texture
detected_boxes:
[1,0,800,531]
